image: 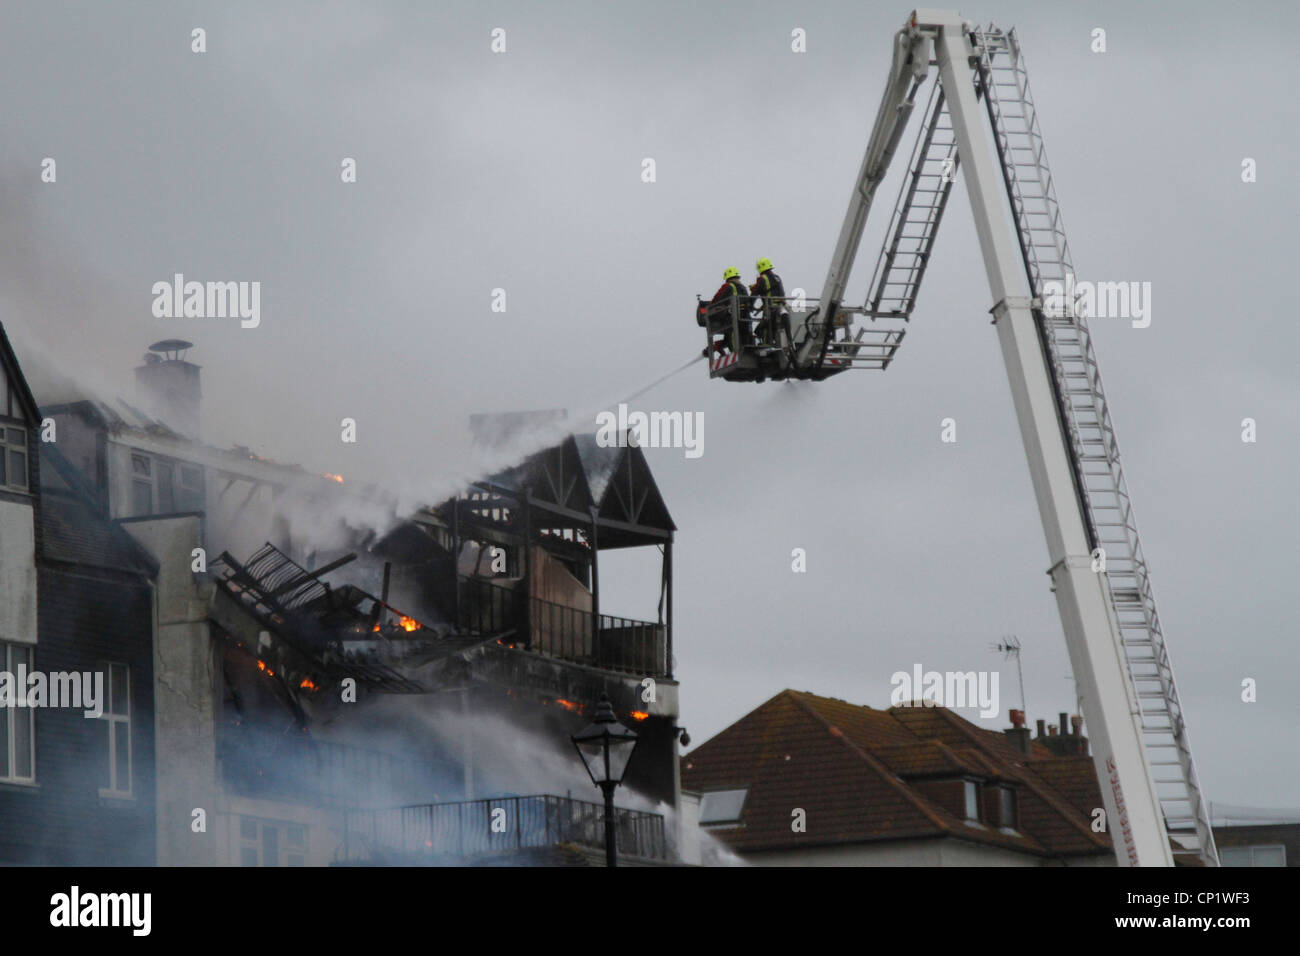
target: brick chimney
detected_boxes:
[1003,709,1032,754]
[136,339,201,438]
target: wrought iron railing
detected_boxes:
[339,794,668,864]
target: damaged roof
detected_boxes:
[476,433,674,540]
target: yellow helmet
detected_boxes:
[756,257,773,273]
[723,266,740,280]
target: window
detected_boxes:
[963,780,980,822]
[99,663,131,796]
[1220,844,1286,867]
[0,643,35,782]
[699,788,748,826]
[131,455,152,515]
[130,453,204,515]
[998,785,1017,831]
[0,426,28,491]
[239,817,307,866]
[179,465,204,510]
[1,369,28,425]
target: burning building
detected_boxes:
[5,331,688,865]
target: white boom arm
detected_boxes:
[825,10,1180,866]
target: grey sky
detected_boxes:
[1,0,1296,810]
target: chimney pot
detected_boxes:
[1071,714,1083,735]
[1009,709,1025,728]
[1048,724,1058,736]
[1059,712,1069,736]
[1035,718,1046,738]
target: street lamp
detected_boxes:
[571,694,639,867]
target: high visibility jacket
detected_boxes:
[711,276,748,304]
[750,270,786,302]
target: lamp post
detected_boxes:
[571,694,639,867]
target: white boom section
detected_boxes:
[931,13,1171,866]
[970,24,1215,864]
[816,10,1205,866]
[800,25,932,365]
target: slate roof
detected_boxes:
[38,445,158,577]
[680,689,1113,860]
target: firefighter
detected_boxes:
[750,257,789,347]
[703,266,750,356]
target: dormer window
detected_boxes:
[964,780,980,822]
[998,785,1018,831]
[700,788,748,827]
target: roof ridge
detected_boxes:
[786,691,951,834]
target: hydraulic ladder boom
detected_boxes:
[788,10,1217,865]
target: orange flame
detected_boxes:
[256,659,275,677]
[629,711,650,721]
[323,473,344,484]
[299,677,318,691]
[399,615,420,632]
[554,698,582,713]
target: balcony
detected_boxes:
[457,576,669,678]
[338,794,668,865]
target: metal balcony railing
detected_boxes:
[530,596,667,677]
[339,794,668,864]
[455,578,668,678]
[457,575,521,637]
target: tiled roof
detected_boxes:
[680,689,1113,859]
[40,490,157,576]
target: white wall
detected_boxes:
[0,500,37,646]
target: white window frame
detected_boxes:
[699,788,749,827]
[0,643,35,783]
[129,451,204,516]
[238,816,307,866]
[99,662,132,798]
